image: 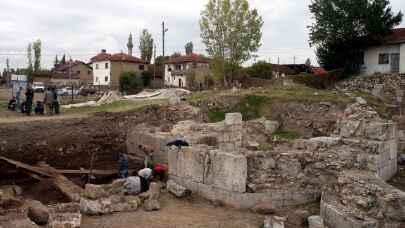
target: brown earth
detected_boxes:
[82,193,264,228]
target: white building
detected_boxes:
[362,28,405,75]
[164,54,210,88]
[90,49,147,88]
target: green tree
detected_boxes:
[54,55,59,67]
[32,39,42,72]
[305,58,311,67]
[246,61,272,79]
[27,43,33,71]
[171,52,181,58]
[154,56,169,66]
[200,0,263,85]
[185,42,194,55]
[119,72,143,93]
[139,29,154,63]
[309,0,403,73]
[141,71,152,87]
[61,54,66,64]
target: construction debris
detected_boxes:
[0,156,83,202]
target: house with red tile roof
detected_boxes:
[90,49,148,87]
[164,54,211,88]
[362,28,405,75]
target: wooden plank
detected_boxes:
[0,156,52,177]
[0,156,83,202]
[56,169,135,175]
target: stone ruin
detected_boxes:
[128,99,405,227]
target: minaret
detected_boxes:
[127,33,134,56]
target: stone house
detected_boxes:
[52,60,93,86]
[164,54,211,89]
[90,49,148,88]
[362,28,405,75]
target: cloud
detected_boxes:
[0,0,404,70]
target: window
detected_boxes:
[105,63,109,69]
[95,64,99,70]
[359,52,364,65]
[139,65,145,70]
[193,62,197,68]
[105,76,108,82]
[175,64,182,70]
[95,77,99,82]
[378,53,389,65]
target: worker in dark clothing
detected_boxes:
[52,87,60,115]
[25,85,34,116]
[7,97,16,111]
[35,101,44,115]
[118,153,129,179]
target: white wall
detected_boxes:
[400,43,405,74]
[164,64,186,87]
[363,44,401,75]
[92,61,111,86]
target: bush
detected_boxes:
[246,61,272,79]
[207,95,267,122]
[292,69,344,90]
[119,72,143,94]
[141,71,152,87]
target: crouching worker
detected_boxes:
[122,168,153,195]
[8,97,16,111]
[153,164,167,181]
[35,101,44,115]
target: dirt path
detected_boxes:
[0,111,87,123]
[82,193,264,228]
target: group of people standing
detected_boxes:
[8,85,60,116]
[8,86,35,115]
[43,87,60,115]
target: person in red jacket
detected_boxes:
[153,164,166,181]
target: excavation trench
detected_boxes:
[0,105,197,206]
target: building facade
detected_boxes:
[53,61,93,85]
[90,50,148,88]
[164,54,211,89]
[362,28,405,75]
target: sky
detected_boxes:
[0,0,404,71]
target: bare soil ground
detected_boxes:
[82,193,264,228]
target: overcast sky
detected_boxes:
[0,0,404,70]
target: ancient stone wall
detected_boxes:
[321,171,405,228]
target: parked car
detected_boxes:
[57,87,79,96]
[79,87,97,96]
[32,82,45,93]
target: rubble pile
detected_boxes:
[321,171,405,228]
[80,182,141,215]
[336,73,405,106]
[0,185,81,228]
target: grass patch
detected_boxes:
[251,84,353,109]
[187,90,221,106]
[0,101,7,110]
[63,99,166,114]
[272,130,300,140]
[207,95,267,122]
[207,111,226,123]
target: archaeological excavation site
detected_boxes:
[1,75,405,228]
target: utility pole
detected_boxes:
[153,43,157,83]
[293,56,296,64]
[69,59,73,101]
[162,21,168,57]
[277,56,280,78]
